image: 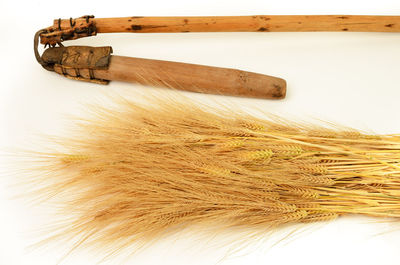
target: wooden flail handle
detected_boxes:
[91,15,400,33]
[41,15,400,44]
[40,15,400,45]
[39,46,286,99]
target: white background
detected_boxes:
[1,0,400,264]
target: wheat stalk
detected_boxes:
[28,95,400,257]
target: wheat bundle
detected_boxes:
[29,95,400,256]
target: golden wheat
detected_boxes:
[28,95,400,257]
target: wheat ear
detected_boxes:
[28,95,400,257]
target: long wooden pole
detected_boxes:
[55,15,400,33]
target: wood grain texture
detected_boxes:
[56,15,400,33]
[90,56,286,99]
